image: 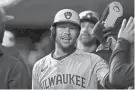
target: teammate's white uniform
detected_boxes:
[32,50,108,89]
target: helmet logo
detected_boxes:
[64,12,72,19]
[113,6,120,12]
[86,13,92,18]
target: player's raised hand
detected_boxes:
[91,21,106,45]
[0,8,14,22]
[118,17,134,44]
[0,0,30,8]
[92,21,116,47]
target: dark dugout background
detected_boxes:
[2,0,134,85]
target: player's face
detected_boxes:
[55,22,79,49]
[79,21,96,44]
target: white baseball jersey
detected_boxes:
[32,50,108,89]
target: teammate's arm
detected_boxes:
[109,38,134,88]
[109,17,134,88]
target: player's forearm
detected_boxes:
[109,38,134,88]
[110,38,130,63]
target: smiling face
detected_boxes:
[55,22,80,49]
[79,21,96,45]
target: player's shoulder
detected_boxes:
[33,53,51,72]
[75,50,103,62]
[75,50,100,58]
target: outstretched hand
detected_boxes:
[0,0,27,8]
[118,17,134,44]
[92,21,117,46]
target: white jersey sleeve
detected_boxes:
[91,53,109,87]
[32,57,45,89]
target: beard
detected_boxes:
[79,34,97,46]
[55,38,76,51]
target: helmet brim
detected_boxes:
[80,17,98,24]
[51,20,81,30]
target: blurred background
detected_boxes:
[1,0,134,77]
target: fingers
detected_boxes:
[97,21,105,29]
[128,20,134,32]
[130,18,134,36]
[128,17,135,34]
[126,17,134,29]
[0,0,23,8]
[118,19,127,38]
[120,19,127,30]
[91,21,105,35]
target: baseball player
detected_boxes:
[32,9,110,89]
[77,10,116,64]
[109,17,134,89]
[77,10,100,53]
[77,10,112,89]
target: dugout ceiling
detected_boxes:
[5,0,134,29]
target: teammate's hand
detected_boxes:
[0,0,24,8]
[0,8,14,22]
[103,27,116,39]
[92,21,106,45]
[92,21,116,46]
[118,17,134,44]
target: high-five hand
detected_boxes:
[118,17,134,44]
